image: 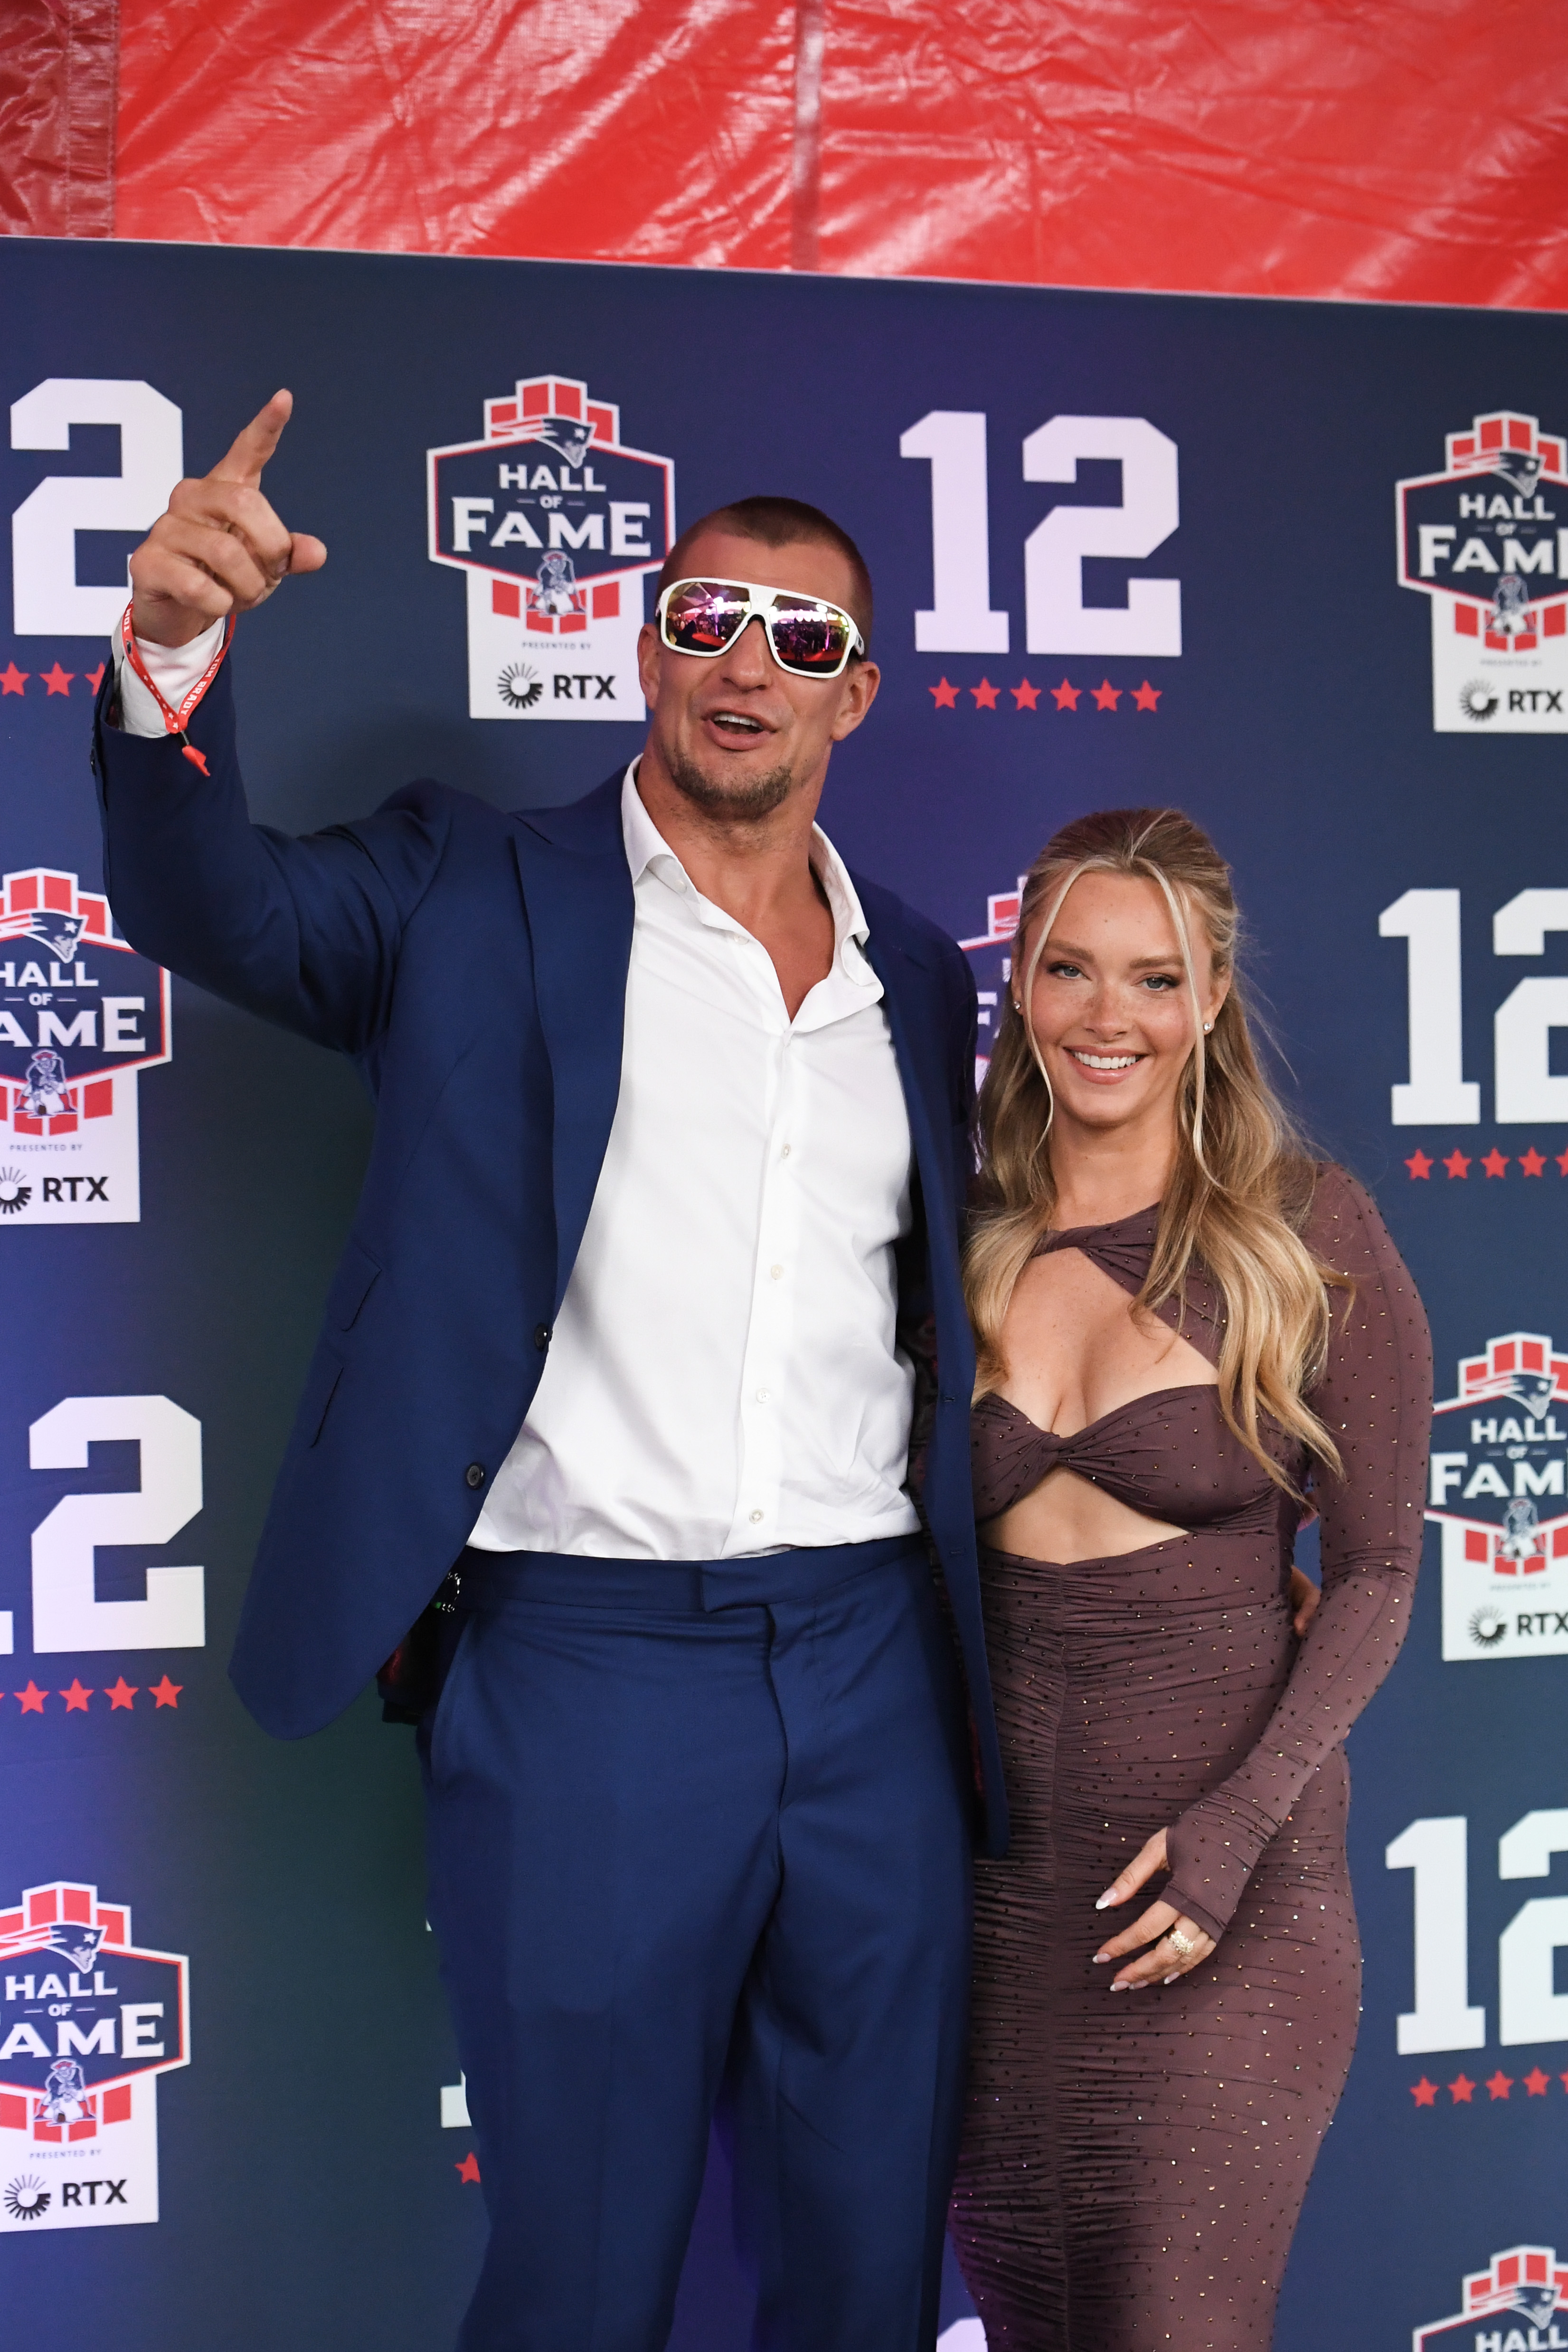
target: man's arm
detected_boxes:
[97,394,440,1057]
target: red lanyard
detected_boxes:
[118,605,235,775]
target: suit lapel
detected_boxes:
[512,776,635,1317]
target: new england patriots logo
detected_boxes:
[0,908,88,965]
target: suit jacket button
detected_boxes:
[534,1323,552,1351]
[465,1463,485,1490]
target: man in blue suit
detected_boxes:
[97,396,1005,2352]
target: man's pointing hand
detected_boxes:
[128,389,327,648]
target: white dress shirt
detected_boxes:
[114,626,921,1562]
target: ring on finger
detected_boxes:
[1165,1927,1200,1959]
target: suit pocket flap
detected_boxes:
[325,1242,382,1332]
[298,1348,344,1448]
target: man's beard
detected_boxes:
[665,744,796,824]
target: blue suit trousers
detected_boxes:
[422,1537,974,2352]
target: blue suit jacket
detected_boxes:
[92,662,1006,1851]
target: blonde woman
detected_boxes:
[946,808,1431,2350]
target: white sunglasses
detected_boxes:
[656,576,867,678]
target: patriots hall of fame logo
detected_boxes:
[1427,1331,1568,1662]
[1397,409,1568,734]
[0,1880,189,2231]
[1415,2243,1568,2351]
[428,373,675,723]
[0,867,172,1224]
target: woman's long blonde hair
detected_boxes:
[966,806,1343,1488]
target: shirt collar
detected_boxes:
[619,761,872,965]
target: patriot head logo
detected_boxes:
[1397,410,1568,734]
[1427,1330,1568,1662]
[428,373,675,724]
[1415,2242,1567,2349]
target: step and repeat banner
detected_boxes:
[0,236,1564,2350]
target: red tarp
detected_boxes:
[4,1,1568,306]
[0,0,118,239]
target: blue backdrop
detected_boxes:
[1,235,1565,2348]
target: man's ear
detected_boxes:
[635,621,662,707]
[830,659,881,741]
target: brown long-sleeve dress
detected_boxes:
[949,1164,1431,2351]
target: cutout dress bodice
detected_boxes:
[971,1204,1289,1534]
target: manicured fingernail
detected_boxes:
[1163,1974,1179,1985]
[1110,1981,1127,1992]
[1092,1952,1110,1963]
[1095,1893,1115,1910]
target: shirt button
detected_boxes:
[534,1322,552,1351]
[770,1264,784,1280]
[749,1509,764,1523]
[780,1144,791,1159]
[465,1463,486,1490]
[756,1388,770,1403]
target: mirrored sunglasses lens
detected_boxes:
[664,581,748,652]
[767,599,852,673]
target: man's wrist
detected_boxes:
[112,607,228,738]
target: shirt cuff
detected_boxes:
[111,609,228,738]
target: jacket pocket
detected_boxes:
[323,1240,382,1332]
[298,1346,345,1448]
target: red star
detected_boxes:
[1443,1150,1471,1179]
[85,662,106,694]
[60,1680,93,1713]
[1557,1148,1568,1177]
[1011,678,1040,710]
[40,662,74,697]
[1520,1146,1547,1177]
[104,1678,138,1710]
[455,2152,482,2185]
[1092,679,1122,711]
[1051,678,1080,711]
[1448,2072,1475,2103]
[1481,1148,1509,1179]
[1560,2073,1568,2093]
[1485,2069,1513,2100]
[1405,1150,1433,1180]
[1131,680,1162,712]
[970,678,999,709]
[15,1682,46,1714]
[148,1675,183,1709]
[0,662,27,695]
[928,677,959,709]
[1409,2076,1439,2106]
[1523,2067,1551,2096]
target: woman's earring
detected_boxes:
[1203,1020,1213,1033]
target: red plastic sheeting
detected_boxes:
[116,1,800,270]
[815,0,1568,307]
[7,0,1565,307]
[0,0,118,239]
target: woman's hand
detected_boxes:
[1092,1828,1217,1987]
[1290,1565,1320,1637]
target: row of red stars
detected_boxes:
[1406,1145,1568,1180]
[5,1676,182,1713]
[0,661,106,699]
[1409,2067,1564,2105]
[929,675,1162,712]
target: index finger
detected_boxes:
[209,389,295,489]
